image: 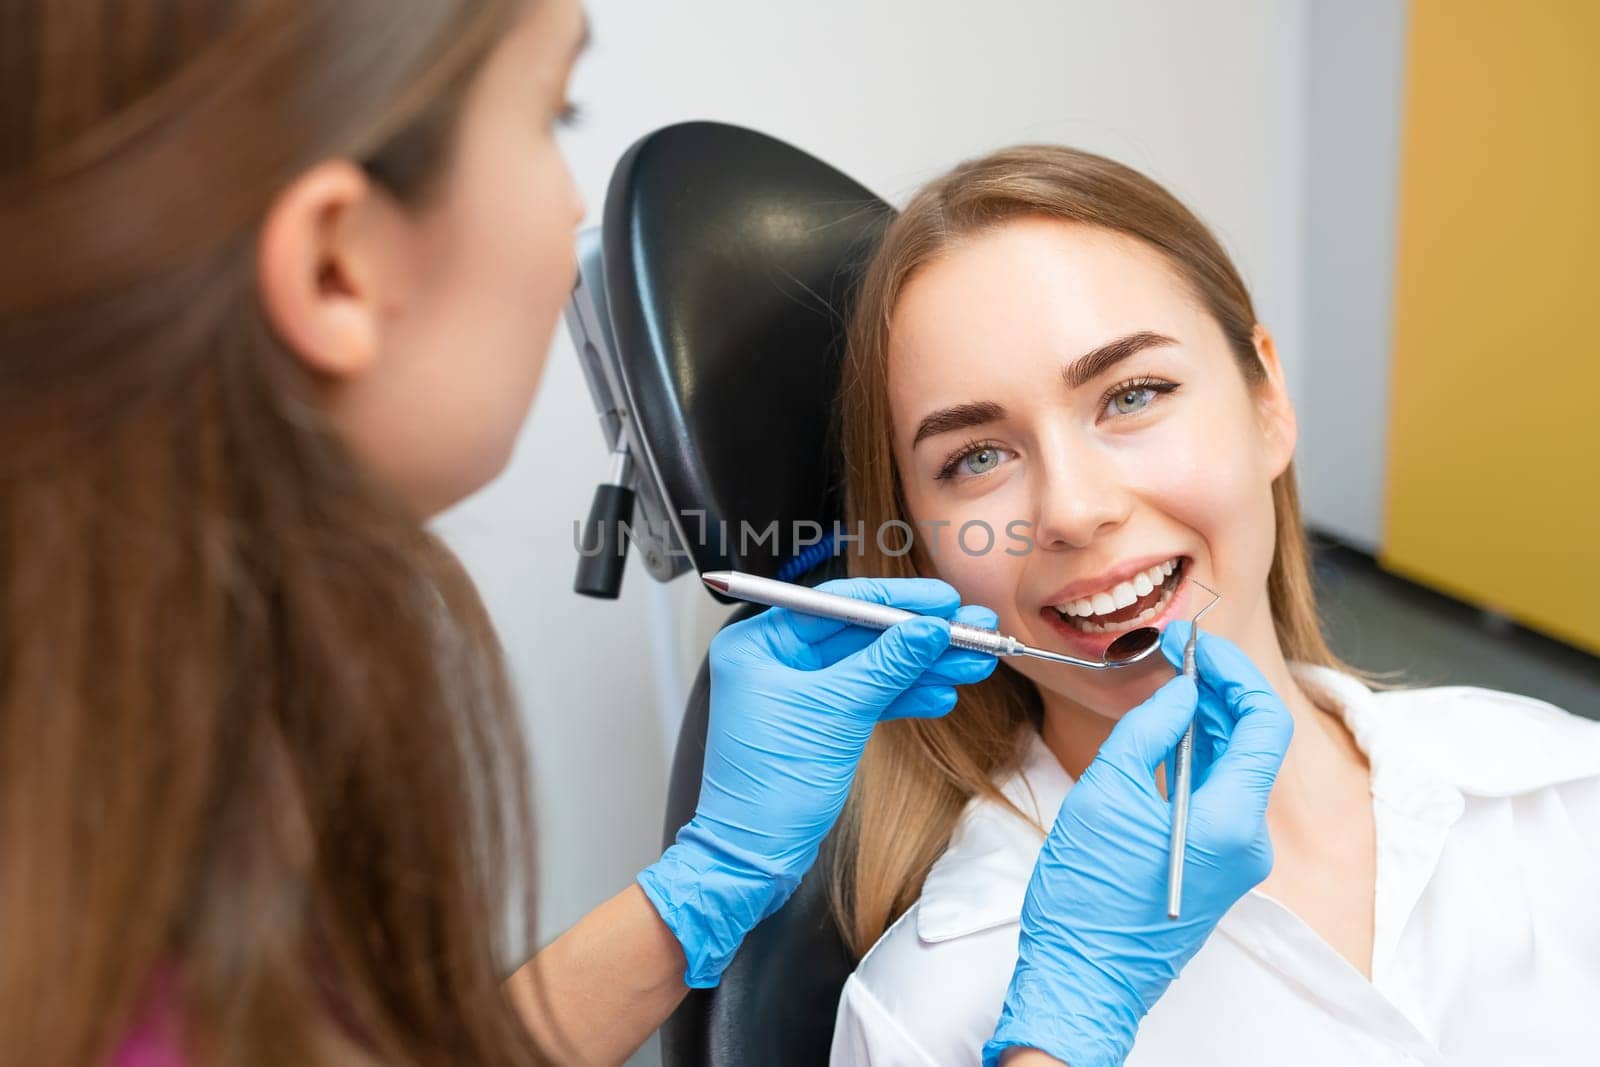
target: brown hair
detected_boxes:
[831,144,1346,956]
[0,2,550,1064]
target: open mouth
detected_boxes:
[1048,557,1187,635]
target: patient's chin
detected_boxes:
[1024,654,1170,718]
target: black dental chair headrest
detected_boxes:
[600,121,892,579]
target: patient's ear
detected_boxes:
[256,159,408,382]
[1250,325,1298,479]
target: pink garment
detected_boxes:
[111,1029,185,1067]
[111,975,185,1067]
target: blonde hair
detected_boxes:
[830,144,1346,957]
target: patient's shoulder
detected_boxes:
[1297,665,1600,797]
[1374,679,1593,732]
[840,901,1018,1063]
[1378,682,1600,795]
[853,896,1017,978]
[837,739,1071,1061]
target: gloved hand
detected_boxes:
[1160,624,1240,793]
[983,626,1293,1067]
[639,577,999,987]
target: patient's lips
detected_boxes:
[1044,553,1177,605]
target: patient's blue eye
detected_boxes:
[1109,387,1155,416]
[964,448,1002,475]
[936,440,1010,481]
[1099,376,1179,421]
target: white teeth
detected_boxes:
[1051,556,1188,633]
[1065,585,1173,633]
[1050,557,1186,623]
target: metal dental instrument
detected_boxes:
[701,571,1163,670]
[1168,580,1220,920]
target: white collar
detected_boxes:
[915,667,1600,944]
[915,730,1070,942]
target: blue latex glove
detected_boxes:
[983,626,1293,1067]
[639,577,999,987]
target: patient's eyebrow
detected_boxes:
[912,400,1007,448]
[1061,331,1178,390]
[910,332,1177,448]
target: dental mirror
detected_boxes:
[1106,625,1164,665]
[1012,625,1162,670]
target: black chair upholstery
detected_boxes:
[594,122,892,1064]
[600,121,892,580]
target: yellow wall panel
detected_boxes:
[1383,0,1600,654]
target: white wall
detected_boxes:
[433,1,1314,1059]
[1298,0,1409,551]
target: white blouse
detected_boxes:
[831,666,1600,1066]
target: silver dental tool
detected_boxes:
[1168,580,1220,920]
[701,571,1163,670]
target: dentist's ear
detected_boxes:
[256,159,407,383]
[1249,324,1298,478]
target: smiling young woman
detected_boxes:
[831,145,1348,957]
[828,144,1600,1067]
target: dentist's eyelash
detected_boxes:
[935,438,1006,481]
[556,100,584,129]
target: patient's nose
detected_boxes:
[1031,443,1132,550]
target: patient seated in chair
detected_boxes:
[825,144,1600,1066]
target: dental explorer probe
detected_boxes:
[1168,581,1220,920]
[700,571,1162,670]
